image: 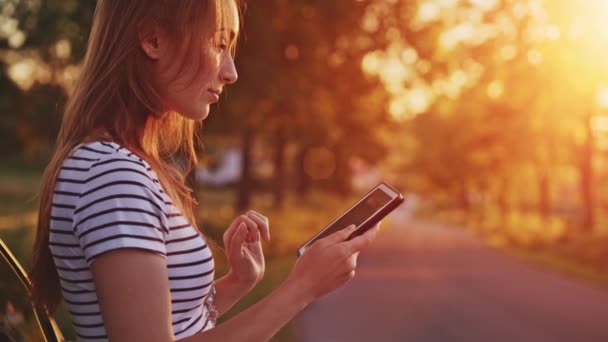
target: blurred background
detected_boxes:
[2,0,608,341]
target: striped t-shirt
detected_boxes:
[49,141,215,341]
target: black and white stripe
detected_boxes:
[49,141,215,341]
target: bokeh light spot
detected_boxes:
[303,147,336,180]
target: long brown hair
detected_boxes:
[30,0,242,314]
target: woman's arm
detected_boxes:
[91,249,174,342]
[92,224,377,342]
[213,210,271,316]
[212,272,254,316]
[188,275,310,342]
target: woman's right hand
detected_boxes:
[286,223,380,303]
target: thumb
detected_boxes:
[343,224,378,255]
[318,224,358,246]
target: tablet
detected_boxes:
[296,182,405,256]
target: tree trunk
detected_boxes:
[579,112,594,232]
[330,146,352,197]
[497,178,509,220]
[459,180,470,213]
[272,130,287,210]
[295,144,311,197]
[236,126,254,211]
[538,169,550,220]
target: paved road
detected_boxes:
[294,219,608,342]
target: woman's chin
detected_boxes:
[198,108,211,121]
[179,106,210,121]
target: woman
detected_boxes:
[29,0,379,341]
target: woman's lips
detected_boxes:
[208,89,220,102]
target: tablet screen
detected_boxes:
[313,188,393,242]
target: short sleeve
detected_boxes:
[72,156,169,265]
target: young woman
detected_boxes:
[29,0,379,341]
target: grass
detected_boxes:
[0,165,360,342]
[495,231,608,291]
[0,166,41,215]
[502,242,608,290]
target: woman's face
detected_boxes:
[151,1,239,120]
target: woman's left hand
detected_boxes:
[223,210,270,289]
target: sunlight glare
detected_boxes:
[8,60,36,90]
[0,17,18,37]
[441,70,469,99]
[512,2,528,19]
[401,48,418,65]
[567,19,584,41]
[388,87,432,121]
[61,65,82,95]
[362,51,382,74]
[438,0,458,8]
[54,39,72,60]
[469,0,498,11]
[417,2,440,23]
[407,88,431,114]
[545,25,560,41]
[440,23,474,50]
[487,80,504,99]
[598,87,608,109]
[8,30,25,48]
[381,56,411,87]
[389,97,408,120]
[362,12,379,33]
[592,116,608,133]
[416,60,431,74]
[499,45,517,61]
[527,50,542,65]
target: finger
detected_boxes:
[343,224,379,254]
[229,223,248,257]
[317,224,358,246]
[224,217,244,249]
[247,210,268,223]
[246,211,270,242]
[250,211,270,241]
[247,225,261,244]
[239,215,259,242]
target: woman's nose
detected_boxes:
[220,55,238,84]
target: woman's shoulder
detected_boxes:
[66,141,151,172]
[70,141,145,164]
[61,140,160,192]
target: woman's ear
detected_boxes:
[138,19,165,60]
